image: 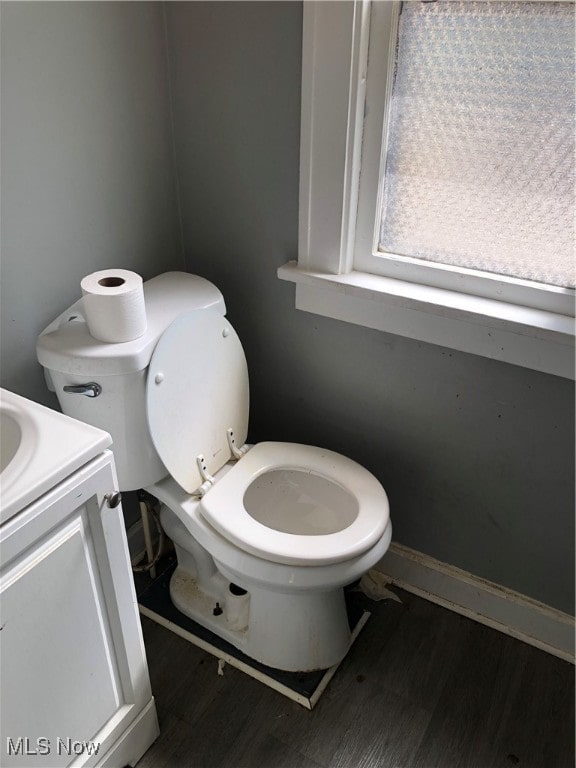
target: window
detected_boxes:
[279,0,575,378]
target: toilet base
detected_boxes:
[151,482,391,673]
[169,566,250,650]
[137,560,370,708]
[168,564,353,672]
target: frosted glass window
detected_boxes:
[379,1,575,289]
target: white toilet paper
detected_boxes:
[81,269,147,343]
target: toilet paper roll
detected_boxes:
[81,269,147,343]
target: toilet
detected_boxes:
[37,272,392,672]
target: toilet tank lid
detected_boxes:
[37,272,226,376]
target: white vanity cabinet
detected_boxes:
[0,391,159,768]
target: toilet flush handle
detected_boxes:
[63,382,102,398]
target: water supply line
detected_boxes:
[132,492,165,577]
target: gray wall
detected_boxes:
[1,2,184,405]
[165,2,575,614]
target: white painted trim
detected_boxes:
[278,261,575,379]
[339,0,371,273]
[299,1,358,273]
[295,0,575,358]
[374,542,575,664]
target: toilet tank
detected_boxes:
[37,272,225,491]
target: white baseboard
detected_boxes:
[374,543,575,664]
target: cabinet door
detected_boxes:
[0,453,154,768]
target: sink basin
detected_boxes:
[0,412,20,471]
[0,388,111,524]
[0,397,38,491]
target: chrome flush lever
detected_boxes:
[63,382,102,398]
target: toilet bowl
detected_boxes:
[37,271,391,672]
[150,462,391,671]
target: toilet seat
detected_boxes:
[199,442,389,566]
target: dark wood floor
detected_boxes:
[137,588,574,768]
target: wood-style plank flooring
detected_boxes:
[137,588,574,768]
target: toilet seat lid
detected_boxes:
[146,309,249,494]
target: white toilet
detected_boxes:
[37,272,392,672]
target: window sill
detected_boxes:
[278,261,575,379]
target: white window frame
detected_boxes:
[278,0,575,379]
